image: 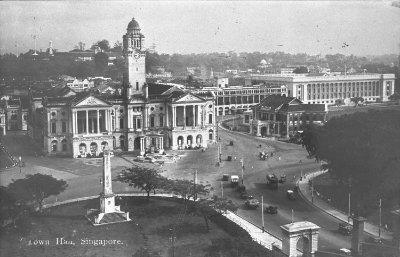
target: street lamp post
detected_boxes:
[169,228,176,257]
[311,179,314,204]
[240,159,244,185]
[261,195,264,232]
[379,198,382,237]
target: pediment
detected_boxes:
[74,96,111,107]
[174,94,205,103]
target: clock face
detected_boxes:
[134,52,140,59]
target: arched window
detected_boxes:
[79,143,87,154]
[90,142,98,155]
[119,135,125,149]
[51,140,58,152]
[208,129,214,140]
[101,141,108,150]
[61,139,67,151]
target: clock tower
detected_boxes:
[123,17,146,98]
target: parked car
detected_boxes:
[339,248,351,256]
[245,199,260,209]
[338,222,352,235]
[286,190,296,200]
[240,192,254,200]
[279,175,286,183]
[222,174,230,181]
[230,175,239,187]
[264,206,278,214]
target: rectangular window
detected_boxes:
[136,82,139,90]
[159,116,163,127]
[150,116,155,127]
[137,119,141,129]
[62,121,67,133]
[119,118,124,129]
[51,122,57,134]
[209,114,213,124]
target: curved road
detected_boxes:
[213,126,351,252]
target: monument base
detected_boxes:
[86,208,131,226]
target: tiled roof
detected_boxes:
[287,104,325,112]
[258,95,295,110]
[148,83,174,96]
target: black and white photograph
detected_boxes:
[1,1,400,256]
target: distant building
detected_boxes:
[244,95,327,138]
[66,79,95,92]
[0,96,29,132]
[28,17,216,157]
[245,73,395,104]
[194,84,287,116]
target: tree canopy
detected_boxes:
[301,110,400,210]
[117,167,166,201]
[7,174,68,212]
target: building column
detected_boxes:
[86,110,89,134]
[256,125,261,137]
[144,107,149,130]
[286,114,289,138]
[97,110,100,133]
[105,110,109,132]
[193,105,196,127]
[165,105,169,128]
[201,106,205,127]
[72,110,76,134]
[172,106,176,127]
[183,105,186,128]
[297,115,300,130]
[140,137,145,156]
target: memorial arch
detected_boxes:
[281,221,319,257]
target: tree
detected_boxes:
[111,41,122,52]
[194,196,237,232]
[165,179,210,205]
[301,110,400,213]
[94,52,109,73]
[117,167,165,201]
[350,96,364,107]
[7,174,68,212]
[293,66,309,74]
[96,39,110,52]
[389,93,400,104]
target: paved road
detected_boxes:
[0,132,369,253]
[211,126,353,253]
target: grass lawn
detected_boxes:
[0,197,268,257]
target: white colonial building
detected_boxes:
[245,73,395,105]
[29,17,216,157]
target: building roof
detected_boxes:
[127,17,140,30]
[258,95,296,110]
[257,95,326,113]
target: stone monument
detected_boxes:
[87,148,131,225]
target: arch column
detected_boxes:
[165,105,169,128]
[97,110,100,133]
[193,105,196,127]
[281,221,320,257]
[172,106,176,127]
[72,110,76,134]
[183,105,186,128]
[140,137,145,156]
[86,110,89,134]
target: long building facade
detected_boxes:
[245,73,395,105]
[29,18,216,157]
[195,85,287,116]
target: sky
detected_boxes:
[0,1,400,56]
